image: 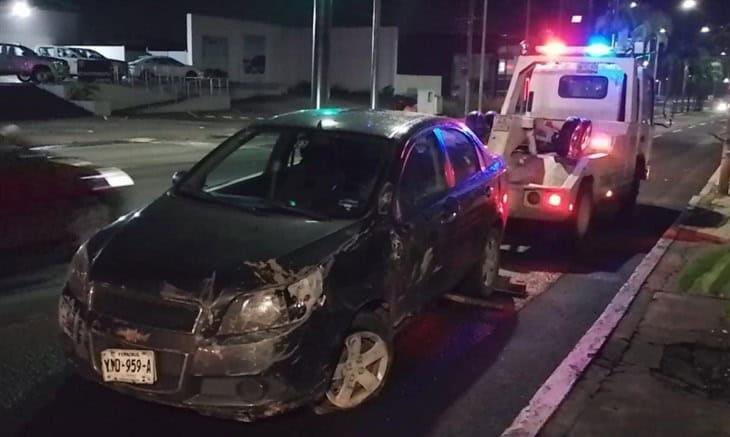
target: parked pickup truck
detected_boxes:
[0,43,69,83]
[36,46,112,80]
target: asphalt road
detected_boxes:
[0,113,724,437]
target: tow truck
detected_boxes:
[468,40,656,241]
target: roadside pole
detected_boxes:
[311,0,332,109]
[524,0,531,43]
[477,0,489,112]
[465,0,475,115]
[369,0,381,110]
[719,115,730,195]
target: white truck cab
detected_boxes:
[481,42,654,240]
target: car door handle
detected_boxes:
[441,197,460,224]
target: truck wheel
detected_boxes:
[317,308,393,413]
[17,74,32,83]
[461,227,502,297]
[571,185,593,240]
[31,67,54,84]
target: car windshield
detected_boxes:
[179,128,391,219]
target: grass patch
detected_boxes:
[679,247,730,298]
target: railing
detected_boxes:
[118,67,230,100]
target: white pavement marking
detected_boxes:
[653,134,662,139]
[700,122,708,126]
[204,115,216,119]
[127,137,156,143]
[501,168,721,437]
[222,115,233,119]
[674,128,683,133]
[239,116,249,120]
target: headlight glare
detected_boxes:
[218,268,324,336]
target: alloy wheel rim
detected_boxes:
[482,234,499,287]
[326,331,389,409]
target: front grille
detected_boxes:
[91,334,188,393]
[91,285,200,332]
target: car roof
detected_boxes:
[254,108,447,140]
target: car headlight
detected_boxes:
[218,268,324,336]
[67,243,90,302]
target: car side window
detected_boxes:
[439,128,481,184]
[37,47,50,56]
[399,131,448,217]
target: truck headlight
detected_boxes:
[218,268,324,336]
[67,243,90,302]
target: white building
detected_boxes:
[186,13,398,92]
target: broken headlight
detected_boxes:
[67,243,90,302]
[218,268,324,336]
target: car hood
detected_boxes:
[89,193,360,301]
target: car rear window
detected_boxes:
[558,75,609,99]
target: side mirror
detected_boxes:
[377,182,395,216]
[172,170,187,186]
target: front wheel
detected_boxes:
[17,74,32,83]
[31,67,54,84]
[318,309,393,412]
[571,186,593,240]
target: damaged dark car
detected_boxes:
[59,109,508,421]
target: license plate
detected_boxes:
[101,349,156,384]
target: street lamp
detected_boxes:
[722,51,728,56]
[10,1,32,18]
[724,77,730,84]
[629,1,638,8]
[659,27,667,34]
[680,0,698,11]
[701,25,711,34]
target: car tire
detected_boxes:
[31,67,54,84]
[316,308,393,414]
[461,227,502,298]
[17,74,32,83]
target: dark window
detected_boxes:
[558,75,609,99]
[399,132,447,216]
[440,129,480,184]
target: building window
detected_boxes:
[243,35,266,75]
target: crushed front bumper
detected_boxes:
[58,288,338,421]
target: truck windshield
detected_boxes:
[558,75,609,99]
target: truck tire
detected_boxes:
[570,184,593,240]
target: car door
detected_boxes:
[436,127,499,284]
[392,128,459,314]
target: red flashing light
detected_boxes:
[547,193,563,207]
[590,135,613,153]
[536,40,567,57]
[502,193,509,205]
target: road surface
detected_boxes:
[0,113,723,437]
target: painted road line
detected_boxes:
[501,168,721,437]
[204,115,216,119]
[653,134,662,139]
[127,137,156,143]
[674,128,683,133]
[239,116,249,120]
[700,122,708,126]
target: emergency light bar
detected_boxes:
[536,41,614,58]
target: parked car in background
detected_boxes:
[0,43,69,83]
[128,56,203,80]
[67,47,128,80]
[59,109,508,421]
[36,46,112,81]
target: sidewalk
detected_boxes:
[542,170,730,436]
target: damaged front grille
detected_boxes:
[91,284,201,332]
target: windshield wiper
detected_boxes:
[255,199,328,221]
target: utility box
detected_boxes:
[417,89,442,115]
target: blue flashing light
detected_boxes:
[318,108,342,116]
[586,43,612,57]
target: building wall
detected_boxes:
[0,8,79,49]
[187,14,398,92]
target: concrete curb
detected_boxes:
[500,166,722,437]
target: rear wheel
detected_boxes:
[17,74,31,83]
[462,227,502,297]
[318,309,393,413]
[570,185,593,240]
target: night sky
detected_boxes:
[30,0,730,48]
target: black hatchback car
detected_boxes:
[59,109,508,420]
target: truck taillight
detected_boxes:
[547,193,563,207]
[590,135,613,153]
